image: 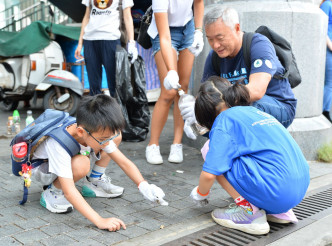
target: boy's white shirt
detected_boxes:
[32,137,117,179]
[82,0,134,40]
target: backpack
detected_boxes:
[212,25,302,89]
[10,109,80,205]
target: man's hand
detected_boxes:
[163,70,180,90]
[190,186,210,207]
[189,30,204,57]
[127,40,138,64]
[139,181,168,205]
[96,217,126,231]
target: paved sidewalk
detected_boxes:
[0,103,332,245]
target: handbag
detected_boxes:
[137,6,153,49]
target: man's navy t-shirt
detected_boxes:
[202,33,297,114]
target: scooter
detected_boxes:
[0,39,83,115]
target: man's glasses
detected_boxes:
[83,128,119,145]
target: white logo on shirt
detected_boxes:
[265,60,273,69]
[253,59,263,68]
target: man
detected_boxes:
[177,6,297,129]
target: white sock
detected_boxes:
[89,165,106,180]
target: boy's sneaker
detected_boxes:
[40,185,73,214]
[146,144,163,164]
[168,144,183,163]
[267,209,298,224]
[82,174,124,198]
[211,204,270,235]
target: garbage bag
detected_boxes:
[115,45,151,142]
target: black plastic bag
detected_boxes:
[115,45,150,142]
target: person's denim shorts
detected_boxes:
[151,18,194,56]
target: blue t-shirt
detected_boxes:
[202,33,296,112]
[203,106,309,214]
[321,1,332,41]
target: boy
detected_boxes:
[31,94,166,231]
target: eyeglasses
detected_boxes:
[83,128,119,145]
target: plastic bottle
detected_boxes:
[25,110,35,126]
[178,89,209,139]
[13,110,20,134]
[7,116,13,135]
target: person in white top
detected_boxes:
[75,0,138,97]
[145,0,204,165]
[32,94,167,232]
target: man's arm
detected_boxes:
[123,7,134,42]
[246,72,272,102]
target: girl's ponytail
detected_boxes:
[223,81,250,108]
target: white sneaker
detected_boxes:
[168,144,183,163]
[146,144,163,165]
[40,185,73,214]
[82,174,124,198]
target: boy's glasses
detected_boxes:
[83,128,119,145]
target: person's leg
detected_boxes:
[84,40,103,96]
[252,95,294,128]
[40,155,90,214]
[146,48,178,164]
[82,136,124,198]
[212,175,269,235]
[323,49,332,121]
[101,39,121,97]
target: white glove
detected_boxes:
[179,95,196,124]
[138,181,168,206]
[188,30,204,57]
[190,186,210,207]
[163,70,180,90]
[184,122,197,140]
[127,40,138,64]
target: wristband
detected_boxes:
[197,187,209,196]
[195,27,203,31]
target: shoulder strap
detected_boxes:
[242,32,255,73]
[212,51,221,75]
[47,119,80,157]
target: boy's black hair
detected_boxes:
[195,76,250,130]
[76,94,125,133]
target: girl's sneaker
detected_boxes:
[40,185,73,214]
[211,204,270,235]
[146,144,163,164]
[267,209,298,224]
[168,144,183,163]
[82,174,124,198]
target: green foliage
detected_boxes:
[317,141,332,163]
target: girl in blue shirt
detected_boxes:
[190,76,310,235]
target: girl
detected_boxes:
[190,76,310,235]
[145,0,204,164]
[75,0,138,97]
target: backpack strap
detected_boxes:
[212,51,221,75]
[47,119,80,157]
[242,32,255,74]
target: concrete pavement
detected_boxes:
[0,101,332,245]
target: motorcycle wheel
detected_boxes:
[43,88,80,115]
[0,100,19,111]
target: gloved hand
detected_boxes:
[184,122,197,140]
[163,70,180,90]
[127,40,138,64]
[190,186,210,207]
[188,29,204,57]
[138,181,168,206]
[179,95,196,124]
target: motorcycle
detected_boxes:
[0,40,83,115]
